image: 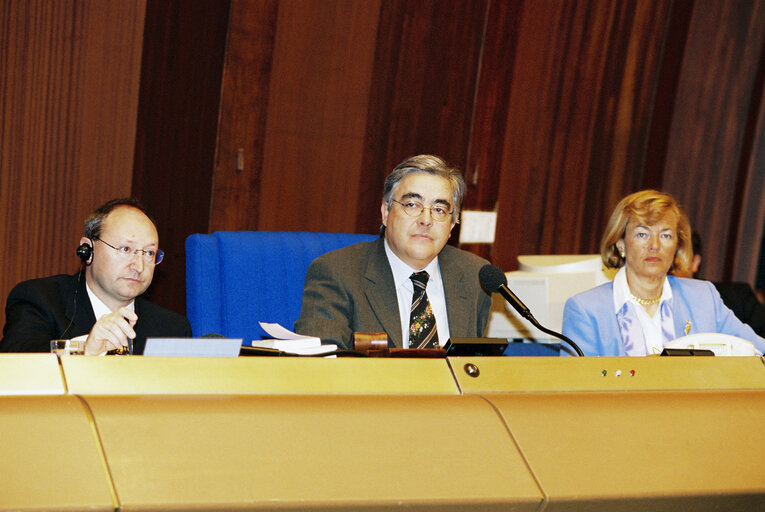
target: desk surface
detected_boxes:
[450,355,765,392]
[61,356,461,394]
[0,354,65,395]
[2,355,765,511]
[5,354,764,396]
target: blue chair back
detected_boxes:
[185,231,378,342]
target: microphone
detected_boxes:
[479,264,584,356]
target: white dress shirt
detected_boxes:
[612,267,673,355]
[384,240,450,347]
[70,284,136,355]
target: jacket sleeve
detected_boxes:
[477,290,492,338]
[561,295,602,356]
[706,281,765,353]
[294,257,355,349]
[1,281,64,352]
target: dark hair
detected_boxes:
[84,197,155,239]
[383,155,465,216]
[380,155,466,235]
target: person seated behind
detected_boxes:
[672,231,765,338]
[0,198,191,355]
[561,190,765,356]
[294,154,492,350]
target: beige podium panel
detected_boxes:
[0,395,115,511]
[62,356,460,394]
[0,354,65,395]
[490,390,765,510]
[84,393,542,511]
[449,356,765,393]
[449,357,765,509]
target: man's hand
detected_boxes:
[84,307,137,355]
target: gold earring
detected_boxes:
[620,250,626,258]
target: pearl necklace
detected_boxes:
[630,293,661,306]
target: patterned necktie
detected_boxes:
[408,271,439,349]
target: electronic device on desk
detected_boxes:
[503,341,560,356]
[663,333,761,356]
[486,254,615,343]
[444,338,509,357]
[660,348,715,356]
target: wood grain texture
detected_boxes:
[480,0,673,271]
[4,0,764,338]
[732,67,765,284]
[356,0,489,235]
[643,0,695,190]
[0,0,146,329]
[255,0,382,233]
[460,0,522,261]
[209,0,278,232]
[132,0,230,312]
[661,0,765,282]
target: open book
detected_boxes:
[252,322,338,355]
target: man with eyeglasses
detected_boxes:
[295,155,492,349]
[0,198,191,354]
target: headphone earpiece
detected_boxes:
[76,243,93,265]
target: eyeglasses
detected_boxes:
[390,199,453,222]
[94,237,164,265]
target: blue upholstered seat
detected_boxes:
[185,231,377,342]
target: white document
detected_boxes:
[254,322,337,355]
[259,322,317,341]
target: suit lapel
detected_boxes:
[668,277,693,337]
[363,239,403,347]
[438,246,470,338]
[68,272,97,338]
[133,298,152,355]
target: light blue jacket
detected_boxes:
[561,276,765,356]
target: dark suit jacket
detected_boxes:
[0,273,191,354]
[714,281,765,338]
[294,238,492,349]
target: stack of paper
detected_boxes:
[253,323,337,355]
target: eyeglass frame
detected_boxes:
[389,198,454,222]
[93,237,164,265]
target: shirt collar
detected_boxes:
[383,238,441,291]
[85,282,135,320]
[612,266,672,313]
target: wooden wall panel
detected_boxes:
[356,0,489,235]
[462,0,522,208]
[257,0,381,233]
[132,0,230,313]
[210,0,382,234]
[458,0,521,261]
[211,0,489,235]
[0,0,146,329]
[476,0,673,271]
[732,76,765,284]
[209,0,278,233]
[661,0,765,282]
[5,0,764,340]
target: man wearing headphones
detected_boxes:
[0,198,191,354]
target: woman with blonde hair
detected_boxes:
[561,190,764,356]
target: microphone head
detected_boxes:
[479,264,508,293]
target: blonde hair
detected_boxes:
[600,190,692,272]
